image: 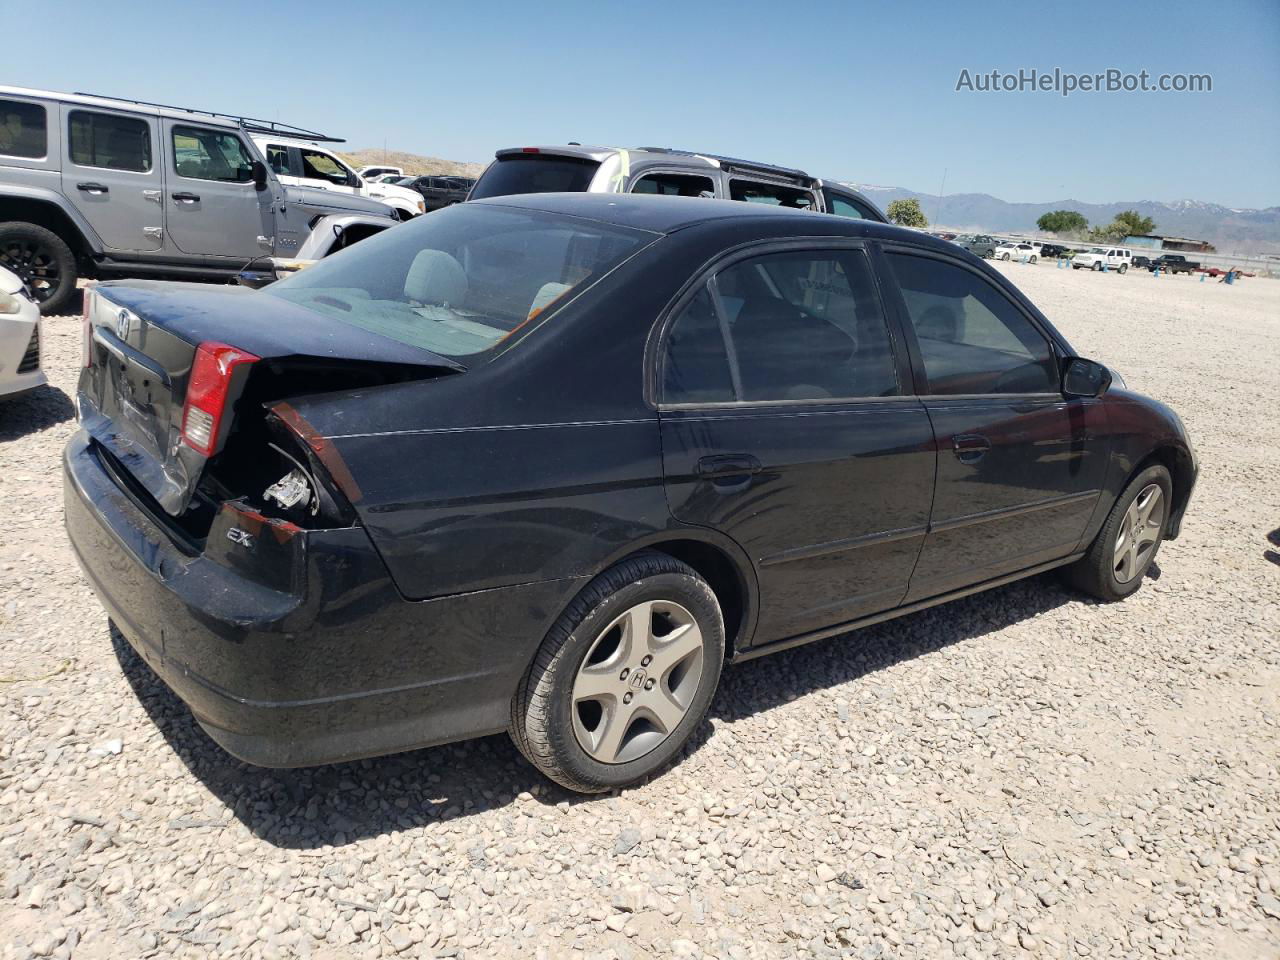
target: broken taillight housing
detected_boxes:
[181,342,260,456]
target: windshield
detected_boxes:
[470,154,601,199]
[1088,247,1107,254]
[266,203,654,359]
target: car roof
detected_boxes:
[471,192,954,249]
[0,86,341,141]
[493,145,812,182]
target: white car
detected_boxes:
[0,266,45,398]
[1072,247,1132,273]
[994,241,1040,263]
[358,165,404,182]
[253,138,425,220]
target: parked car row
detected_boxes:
[1,88,899,314]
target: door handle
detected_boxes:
[172,192,201,203]
[952,434,991,464]
[697,454,762,479]
[76,182,108,194]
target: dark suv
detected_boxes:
[389,175,475,212]
[65,194,1195,793]
[469,145,888,222]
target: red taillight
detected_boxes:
[520,146,540,154]
[181,342,260,456]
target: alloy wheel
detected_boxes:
[0,237,61,303]
[1114,484,1164,583]
[571,600,704,764]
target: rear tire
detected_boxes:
[1030,255,1038,264]
[0,222,77,315]
[1118,263,1128,274]
[1064,464,1172,601]
[510,552,725,793]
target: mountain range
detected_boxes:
[848,185,1280,255]
[340,148,1279,255]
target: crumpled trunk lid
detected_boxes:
[77,280,460,518]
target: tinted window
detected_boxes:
[68,111,151,172]
[828,195,872,219]
[267,204,652,359]
[172,127,254,182]
[664,250,898,404]
[887,253,1057,395]
[0,99,47,159]
[663,288,735,404]
[265,144,290,175]
[729,180,815,210]
[470,154,600,199]
[632,173,714,197]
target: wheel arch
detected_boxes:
[1132,444,1195,539]
[582,529,758,659]
[0,191,100,264]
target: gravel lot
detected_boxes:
[1,264,1278,960]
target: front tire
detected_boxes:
[1092,261,1102,272]
[0,222,78,315]
[510,552,725,793]
[1064,464,1172,601]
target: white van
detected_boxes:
[1072,247,1132,273]
[252,137,424,220]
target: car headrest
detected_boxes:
[404,250,467,305]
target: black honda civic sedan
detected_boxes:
[65,193,1195,792]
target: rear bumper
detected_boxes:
[63,430,579,767]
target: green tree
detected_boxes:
[1089,210,1158,243]
[1036,210,1089,234]
[886,197,928,228]
[1112,209,1156,238]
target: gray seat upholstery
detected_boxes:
[404,250,468,306]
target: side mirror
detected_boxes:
[250,160,268,191]
[1062,357,1112,398]
[348,172,363,189]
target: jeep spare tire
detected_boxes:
[0,223,77,315]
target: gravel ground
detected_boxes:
[1,266,1278,960]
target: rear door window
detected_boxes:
[68,110,152,172]
[631,173,714,197]
[664,249,899,404]
[825,191,879,220]
[264,143,291,175]
[470,154,600,199]
[0,99,47,159]
[729,179,815,210]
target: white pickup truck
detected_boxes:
[253,138,424,220]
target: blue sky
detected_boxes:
[6,0,1278,208]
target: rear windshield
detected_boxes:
[470,154,601,199]
[265,203,653,359]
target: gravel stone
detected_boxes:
[0,271,1277,958]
